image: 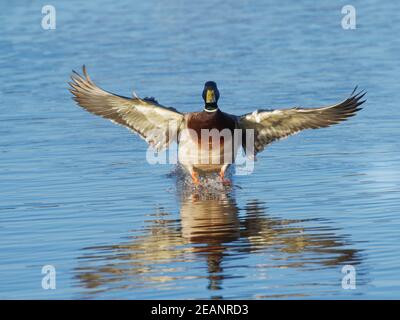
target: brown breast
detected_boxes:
[186,109,237,147]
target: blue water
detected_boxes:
[1,0,400,299]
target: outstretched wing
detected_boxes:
[238,88,366,155]
[69,66,184,151]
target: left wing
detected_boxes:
[69,66,184,151]
[238,88,366,155]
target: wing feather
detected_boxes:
[69,66,184,150]
[238,88,366,154]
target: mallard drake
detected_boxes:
[69,66,366,184]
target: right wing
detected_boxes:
[69,66,184,151]
[238,88,366,155]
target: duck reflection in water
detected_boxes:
[75,179,362,296]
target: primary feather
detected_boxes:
[69,66,183,151]
[238,88,366,154]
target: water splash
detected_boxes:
[166,165,239,197]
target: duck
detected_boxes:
[69,66,366,184]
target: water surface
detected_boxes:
[1,0,400,299]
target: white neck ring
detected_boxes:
[204,108,218,113]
